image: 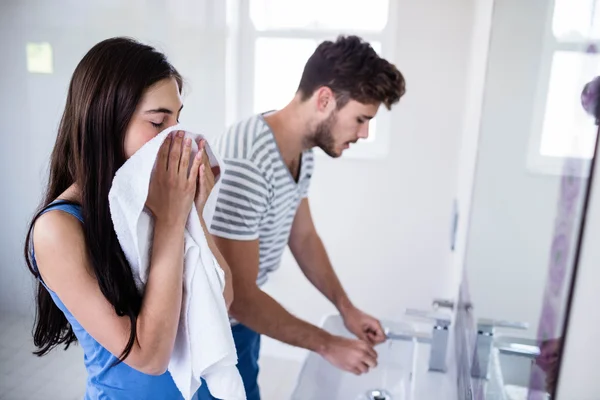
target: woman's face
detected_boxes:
[123,77,183,159]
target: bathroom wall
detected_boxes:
[463,0,562,339]
[0,0,475,363]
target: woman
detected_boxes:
[24,37,233,399]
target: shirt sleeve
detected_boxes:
[209,159,269,241]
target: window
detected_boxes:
[528,0,600,176]
[539,51,599,159]
[252,38,317,115]
[249,0,389,31]
[227,0,397,159]
[552,0,600,40]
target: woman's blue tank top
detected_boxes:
[31,201,185,399]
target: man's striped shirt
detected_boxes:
[210,113,314,287]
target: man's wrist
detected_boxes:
[313,329,334,356]
[336,295,355,318]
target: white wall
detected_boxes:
[450,0,495,295]
[0,0,228,317]
[463,0,565,339]
[260,0,475,360]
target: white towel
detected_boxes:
[108,124,246,400]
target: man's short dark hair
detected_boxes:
[297,35,406,110]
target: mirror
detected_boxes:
[459,0,599,397]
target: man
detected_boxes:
[202,35,406,399]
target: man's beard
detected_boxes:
[305,112,339,158]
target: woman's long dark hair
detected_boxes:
[23,37,182,361]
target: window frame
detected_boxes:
[226,0,400,159]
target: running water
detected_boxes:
[381,340,394,388]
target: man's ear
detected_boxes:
[315,86,335,112]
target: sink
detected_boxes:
[290,314,417,400]
[476,347,550,400]
[497,353,550,400]
[473,348,510,400]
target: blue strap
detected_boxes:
[40,200,84,223]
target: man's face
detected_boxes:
[312,100,380,158]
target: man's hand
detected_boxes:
[535,338,561,393]
[319,335,378,375]
[342,306,387,346]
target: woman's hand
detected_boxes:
[192,138,233,309]
[194,139,216,217]
[146,131,202,227]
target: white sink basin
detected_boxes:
[473,348,550,400]
[496,351,549,400]
[290,314,416,400]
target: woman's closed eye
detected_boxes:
[150,120,165,129]
[150,117,180,130]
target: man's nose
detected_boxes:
[358,122,370,139]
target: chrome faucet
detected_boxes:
[385,298,453,373]
[405,308,452,372]
[432,298,455,310]
[471,318,530,379]
[385,327,432,343]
